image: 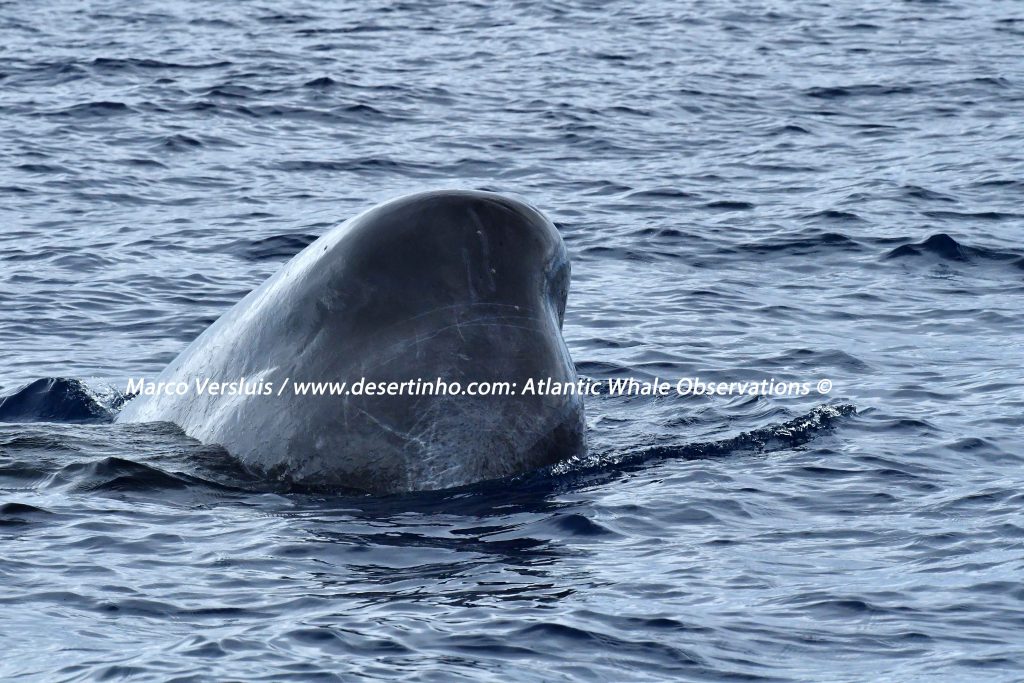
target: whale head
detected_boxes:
[118,190,586,493]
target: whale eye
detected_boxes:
[546,256,570,328]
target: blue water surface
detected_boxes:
[2,1,1023,680]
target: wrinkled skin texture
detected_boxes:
[117,190,586,493]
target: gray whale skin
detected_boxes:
[117,190,586,494]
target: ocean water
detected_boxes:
[2,0,1023,680]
